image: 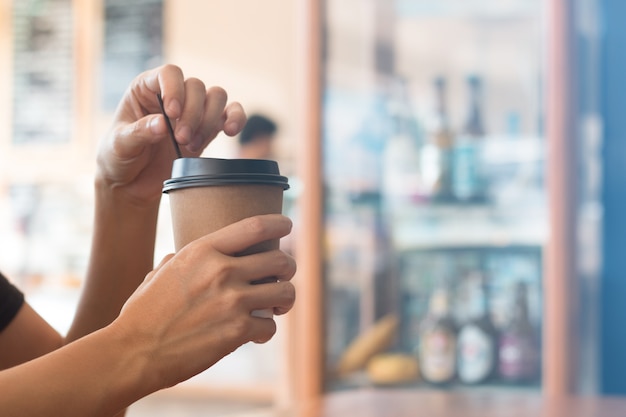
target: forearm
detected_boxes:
[0,323,157,417]
[66,179,160,341]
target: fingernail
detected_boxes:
[226,122,239,134]
[251,309,274,319]
[167,99,182,117]
[149,116,163,134]
[175,125,191,144]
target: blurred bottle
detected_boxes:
[452,75,487,203]
[457,272,497,385]
[498,281,540,383]
[421,76,454,202]
[506,111,522,138]
[418,286,457,386]
[382,76,424,208]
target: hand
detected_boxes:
[96,64,247,204]
[112,214,296,390]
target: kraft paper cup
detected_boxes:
[163,157,290,318]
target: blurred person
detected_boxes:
[0,64,296,417]
[237,113,278,160]
[235,113,300,257]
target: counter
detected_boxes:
[245,389,626,417]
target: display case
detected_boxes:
[288,0,599,404]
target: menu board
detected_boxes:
[12,0,74,145]
[102,0,163,110]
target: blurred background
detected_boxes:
[2,0,626,416]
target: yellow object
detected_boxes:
[366,353,420,385]
[336,314,399,375]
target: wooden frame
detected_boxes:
[287,0,325,406]
[544,0,577,396]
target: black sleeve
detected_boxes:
[0,272,25,332]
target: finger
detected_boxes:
[233,250,297,284]
[152,65,186,117]
[188,86,228,151]
[222,102,247,137]
[123,64,186,118]
[155,253,175,270]
[249,317,277,344]
[246,281,296,317]
[202,214,293,256]
[174,77,207,149]
[111,65,189,159]
[111,114,169,159]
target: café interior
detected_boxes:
[2,0,626,416]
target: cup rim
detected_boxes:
[162,158,290,193]
[163,173,290,193]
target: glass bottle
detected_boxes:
[382,76,424,208]
[498,281,540,383]
[452,75,486,203]
[457,272,498,385]
[421,76,454,202]
[418,286,457,385]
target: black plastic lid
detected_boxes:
[162,158,290,193]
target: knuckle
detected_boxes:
[287,255,297,275]
[176,242,204,264]
[128,119,144,136]
[212,259,235,281]
[206,267,236,296]
[185,77,206,92]
[226,288,246,307]
[207,86,228,103]
[228,315,252,340]
[273,284,296,316]
[243,216,269,238]
[254,321,277,345]
[273,251,291,270]
[281,282,296,304]
[161,63,183,76]
[274,252,297,280]
[215,290,245,323]
[264,322,278,340]
[228,318,248,341]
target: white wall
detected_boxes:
[165,0,298,174]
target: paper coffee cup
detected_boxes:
[163,157,290,318]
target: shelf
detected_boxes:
[389,202,547,250]
[328,370,541,394]
[396,0,540,19]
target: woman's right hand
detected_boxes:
[111,214,296,391]
[96,64,247,206]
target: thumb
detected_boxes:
[112,114,170,159]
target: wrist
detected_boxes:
[94,174,163,212]
[67,174,161,340]
[0,321,158,416]
[92,175,160,242]
[96,323,160,408]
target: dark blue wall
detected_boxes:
[600,0,626,395]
